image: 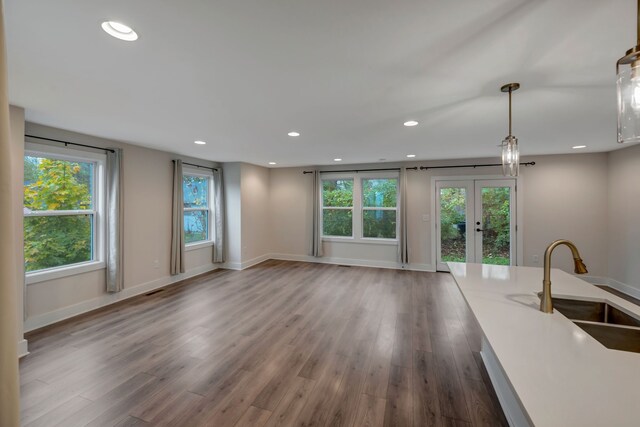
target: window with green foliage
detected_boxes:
[321,174,399,241]
[362,178,397,239]
[23,150,101,273]
[322,179,353,237]
[183,173,212,244]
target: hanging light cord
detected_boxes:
[637,0,640,47]
[508,88,512,137]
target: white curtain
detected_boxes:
[212,168,225,263]
[398,168,409,265]
[0,1,20,424]
[310,170,323,257]
[106,148,123,292]
[170,160,185,275]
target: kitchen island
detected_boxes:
[448,262,640,427]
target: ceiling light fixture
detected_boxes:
[269,162,277,165]
[101,21,138,41]
[572,145,587,149]
[334,158,342,162]
[404,120,419,127]
[406,154,416,158]
[288,131,300,137]
[194,140,206,145]
[616,0,640,144]
[500,83,521,177]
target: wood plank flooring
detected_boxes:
[20,260,507,427]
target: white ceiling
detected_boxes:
[5,0,636,167]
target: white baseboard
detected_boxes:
[241,254,271,270]
[24,264,220,333]
[269,253,435,272]
[580,275,640,301]
[18,339,29,358]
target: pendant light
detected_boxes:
[617,0,640,144]
[500,83,520,177]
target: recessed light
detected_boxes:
[269,162,277,165]
[404,120,419,127]
[334,158,342,162]
[572,145,587,149]
[406,154,416,158]
[194,140,206,145]
[101,21,138,41]
[288,131,300,137]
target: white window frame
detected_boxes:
[361,173,399,242]
[320,172,399,245]
[183,167,214,251]
[24,142,106,285]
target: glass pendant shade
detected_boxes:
[617,58,640,144]
[501,135,519,177]
[500,83,520,177]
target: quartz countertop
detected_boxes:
[448,262,640,427]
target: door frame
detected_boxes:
[430,175,524,271]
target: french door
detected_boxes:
[435,179,517,271]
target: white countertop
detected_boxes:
[448,262,640,427]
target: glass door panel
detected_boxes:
[474,182,515,265]
[436,178,516,271]
[436,181,474,271]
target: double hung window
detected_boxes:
[321,173,398,242]
[183,169,213,246]
[24,143,105,282]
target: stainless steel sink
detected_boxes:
[541,296,640,353]
[551,297,640,327]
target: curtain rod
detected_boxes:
[26,134,116,153]
[302,167,401,174]
[180,161,219,172]
[416,161,535,171]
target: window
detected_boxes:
[321,173,398,242]
[183,170,213,245]
[322,178,353,237]
[24,144,105,280]
[362,178,398,239]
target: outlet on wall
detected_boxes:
[422,214,430,222]
[152,259,159,269]
[532,255,539,264]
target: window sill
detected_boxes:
[322,237,398,246]
[185,240,214,252]
[26,261,106,285]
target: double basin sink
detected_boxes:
[549,296,640,353]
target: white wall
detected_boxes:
[223,162,242,267]
[9,106,26,356]
[607,143,640,292]
[240,163,271,265]
[22,122,220,331]
[269,153,610,276]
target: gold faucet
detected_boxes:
[540,239,588,313]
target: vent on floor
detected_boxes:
[338,265,351,268]
[145,289,165,296]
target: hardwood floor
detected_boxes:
[20,260,507,427]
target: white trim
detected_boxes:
[18,339,29,358]
[269,253,435,272]
[26,261,106,285]
[580,275,640,301]
[321,172,400,242]
[24,263,220,332]
[480,336,533,427]
[242,254,272,270]
[24,143,107,280]
[321,236,398,246]
[431,175,523,271]
[185,240,214,251]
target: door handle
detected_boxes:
[476,228,483,232]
